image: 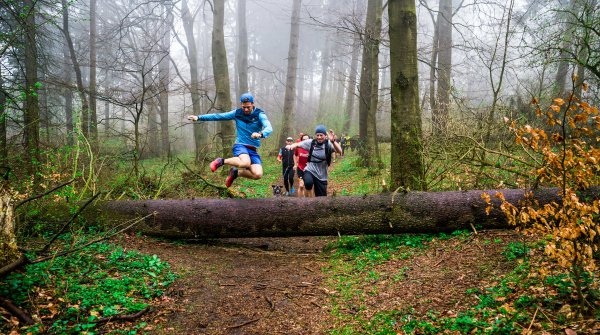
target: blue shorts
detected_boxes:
[232,143,262,165]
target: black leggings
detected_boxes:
[303,171,328,197]
[282,166,295,192]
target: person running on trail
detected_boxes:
[277,137,296,196]
[285,125,342,197]
[187,93,273,187]
[294,133,311,197]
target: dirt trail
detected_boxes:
[126,236,336,335]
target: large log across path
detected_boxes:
[97,187,600,239]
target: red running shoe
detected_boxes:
[225,167,238,188]
[210,158,224,172]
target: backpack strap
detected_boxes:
[308,139,333,166]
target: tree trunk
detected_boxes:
[279,0,302,144]
[343,33,360,135]
[237,0,249,96]
[0,68,6,163]
[181,0,209,162]
[159,2,173,157]
[389,0,423,191]
[212,0,235,158]
[366,0,382,168]
[0,181,19,269]
[317,37,330,120]
[89,0,98,148]
[96,187,600,239]
[24,0,40,176]
[432,0,452,132]
[63,44,74,146]
[62,0,89,139]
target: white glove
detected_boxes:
[187,115,198,121]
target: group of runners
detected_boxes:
[187,93,342,197]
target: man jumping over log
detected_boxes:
[187,93,273,187]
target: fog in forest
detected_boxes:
[1,0,598,165]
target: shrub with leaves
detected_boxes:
[484,87,600,314]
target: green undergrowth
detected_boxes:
[0,235,177,334]
[324,234,600,334]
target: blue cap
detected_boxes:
[315,124,327,135]
[240,93,254,103]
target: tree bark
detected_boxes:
[89,0,98,148]
[159,3,173,158]
[236,0,249,96]
[366,0,382,168]
[181,0,209,161]
[0,67,6,162]
[279,0,302,144]
[433,0,452,132]
[212,0,235,158]
[24,0,40,176]
[389,0,423,191]
[0,180,19,269]
[95,188,600,239]
[343,33,360,135]
[62,0,89,139]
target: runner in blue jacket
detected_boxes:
[187,93,273,187]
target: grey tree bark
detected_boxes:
[96,188,600,239]
[279,0,302,144]
[89,0,98,147]
[61,0,90,140]
[212,0,235,158]
[365,0,382,168]
[0,67,6,162]
[433,0,452,132]
[236,0,249,96]
[24,0,40,176]
[181,0,209,162]
[159,2,173,157]
[389,0,424,191]
[357,0,377,152]
[343,33,360,135]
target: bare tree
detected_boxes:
[279,0,302,143]
[89,0,98,147]
[212,0,235,158]
[237,0,249,96]
[24,0,41,176]
[181,0,209,161]
[389,0,423,190]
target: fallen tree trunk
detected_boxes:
[95,187,600,239]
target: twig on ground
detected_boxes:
[226,317,261,329]
[0,295,35,325]
[94,307,150,325]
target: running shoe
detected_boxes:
[210,157,224,172]
[225,167,238,188]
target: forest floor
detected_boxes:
[118,227,523,334]
[105,155,529,334]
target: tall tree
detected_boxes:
[365,0,382,168]
[181,0,208,161]
[0,67,6,162]
[389,0,423,190]
[89,0,98,146]
[212,0,235,157]
[236,0,249,96]
[63,45,74,146]
[343,33,360,134]
[158,2,173,157]
[432,0,452,131]
[61,0,90,140]
[357,0,376,145]
[279,0,302,144]
[24,0,40,175]
[357,0,382,163]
